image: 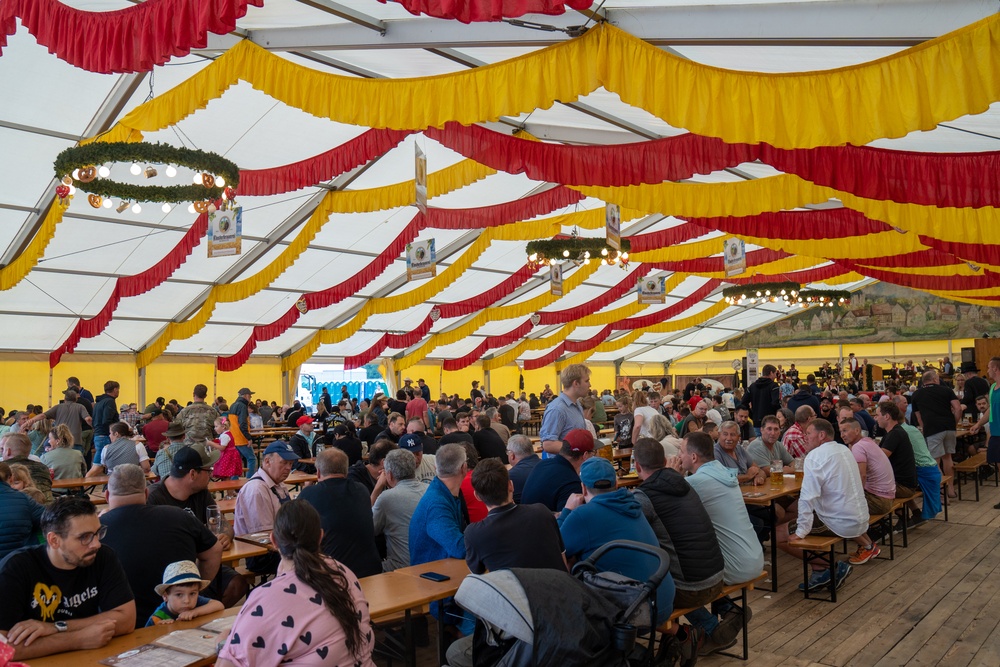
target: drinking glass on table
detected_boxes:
[793,457,804,483]
[206,506,223,536]
[770,460,784,489]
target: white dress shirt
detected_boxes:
[796,441,868,539]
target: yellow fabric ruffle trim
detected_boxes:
[137,157,495,368]
[88,16,1000,149]
[0,197,67,291]
[554,301,730,370]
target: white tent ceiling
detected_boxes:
[0,0,997,369]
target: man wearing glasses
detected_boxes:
[0,496,135,660]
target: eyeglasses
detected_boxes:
[70,525,107,546]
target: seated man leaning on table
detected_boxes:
[776,418,868,592]
[146,445,248,608]
[0,496,136,660]
[408,443,473,635]
[667,431,763,657]
[86,422,150,477]
[234,440,300,575]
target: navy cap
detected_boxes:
[263,441,300,460]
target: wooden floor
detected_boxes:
[394,474,1000,667]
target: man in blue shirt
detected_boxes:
[539,364,592,456]
[558,457,674,625]
[408,443,472,633]
[520,429,594,511]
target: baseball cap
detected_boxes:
[164,421,186,439]
[238,387,254,396]
[263,441,300,460]
[296,415,313,428]
[563,428,595,453]
[579,457,617,490]
[155,560,212,596]
[171,444,220,476]
[332,425,350,437]
[398,433,424,453]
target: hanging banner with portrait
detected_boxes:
[207,207,242,258]
[406,238,436,280]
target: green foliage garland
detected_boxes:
[722,282,801,301]
[53,142,240,204]
[525,237,630,259]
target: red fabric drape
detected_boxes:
[377,0,591,23]
[0,0,263,74]
[216,188,577,370]
[50,213,209,367]
[436,265,537,319]
[522,280,721,370]
[842,263,1000,291]
[343,317,434,370]
[536,268,651,325]
[429,123,1000,207]
[238,130,412,196]
[426,123,755,186]
[443,321,534,371]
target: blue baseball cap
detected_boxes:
[398,434,423,453]
[579,457,617,491]
[263,441,300,460]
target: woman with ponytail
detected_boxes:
[217,500,375,666]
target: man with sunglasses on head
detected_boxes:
[0,496,136,660]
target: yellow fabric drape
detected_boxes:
[0,198,67,291]
[284,224,608,373]
[631,230,927,264]
[555,301,730,370]
[89,16,1000,149]
[477,275,687,371]
[137,158,499,367]
[392,261,605,373]
[583,174,1000,249]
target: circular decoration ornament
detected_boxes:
[87,194,103,208]
[526,237,631,269]
[53,142,239,205]
[192,201,211,214]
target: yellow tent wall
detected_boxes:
[0,353,283,412]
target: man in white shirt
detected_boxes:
[233,441,299,574]
[776,418,867,592]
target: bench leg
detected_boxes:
[717,587,751,661]
[828,546,837,604]
[800,548,837,603]
[768,500,778,593]
[975,472,980,502]
[899,508,909,548]
[943,483,949,522]
[957,471,964,501]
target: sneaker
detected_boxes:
[906,514,927,529]
[848,543,880,565]
[835,561,853,590]
[798,568,832,592]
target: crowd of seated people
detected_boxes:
[1,357,996,664]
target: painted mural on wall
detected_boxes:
[715,282,1000,351]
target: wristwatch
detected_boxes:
[54,621,68,632]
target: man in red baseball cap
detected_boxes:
[518,428,595,512]
[288,414,316,474]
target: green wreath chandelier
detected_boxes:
[53,142,240,214]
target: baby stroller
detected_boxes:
[452,540,670,666]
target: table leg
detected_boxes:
[437,611,447,667]
[405,609,415,667]
[769,500,778,593]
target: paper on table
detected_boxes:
[240,532,271,545]
[99,644,200,667]
[200,615,236,634]
[152,629,222,658]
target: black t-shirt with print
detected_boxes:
[146,481,217,525]
[0,544,133,629]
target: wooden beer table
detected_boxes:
[742,474,802,592]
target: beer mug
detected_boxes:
[793,457,804,483]
[770,460,784,489]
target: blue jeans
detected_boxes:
[916,464,942,519]
[92,435,111,465]
[684,597,735,636]
[236,445,257,477]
